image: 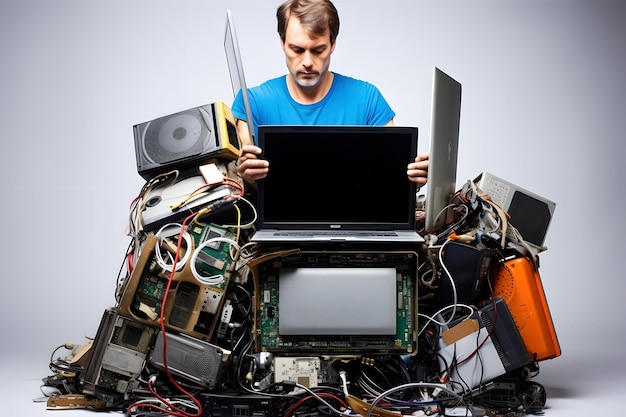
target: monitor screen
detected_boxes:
[278,267,397,335]
[508,191,552,247]
[258,125,418,230]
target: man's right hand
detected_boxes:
[237,144,269,187]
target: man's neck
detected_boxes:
[286,71,334,104]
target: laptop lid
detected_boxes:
[251,125,422,243]
[224,10,256,145]
[424,67,462,232]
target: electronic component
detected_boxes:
[200,391,273,417]
[150,331,230,389]
[81,309,158,402]
[254,250,418,353]
[118,226,236,341]
[437,298,531,393]
[437,241,499,308]
[279,267,397,336]
[424,66,462,232]
[46,394,107,411]
[491,255,561,361]
[273,356,321,388]
[141,174,231,232]
[474,171,556,248]
[467,370,547,415]
[133,101,241,180]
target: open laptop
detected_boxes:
[223,10,256,145]
[424,67,462,232]
[250,125,424,243]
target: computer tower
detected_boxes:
[81,308,158,402]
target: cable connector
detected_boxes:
[194,197,230,220]
[338,370,350,397]
[277,380,297,393]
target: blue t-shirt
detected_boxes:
[231,73,395,140]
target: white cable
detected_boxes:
[294,382,345,416]
[365,382,467,417]
[417,303,476,336]
[128,397,199,414]
[190,237,240,285]
[154,223,192,272]
[438,239,459,325]
[426,202,469,243]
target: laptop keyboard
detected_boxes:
[273,231,398,237]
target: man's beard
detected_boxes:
[294,70,325,88]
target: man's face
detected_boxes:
[281,16,335,88]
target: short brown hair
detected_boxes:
[276,0,340,44]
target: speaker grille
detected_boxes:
[133,102,240,180]
[492,262,515,302]
[143,107,213,164]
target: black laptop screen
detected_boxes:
[257,125,418,230]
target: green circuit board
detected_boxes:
[257,251,418,353]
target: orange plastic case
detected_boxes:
[491,256,561,362]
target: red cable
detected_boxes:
[283,392,349,417]
[126,213,202,417]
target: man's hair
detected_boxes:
[276,0,340,44]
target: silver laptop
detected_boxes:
[250,125,424,244]
[424,67,462,232]
[224,10,256,145]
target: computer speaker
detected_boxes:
[133,101,241,180]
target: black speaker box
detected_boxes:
[133,101,241,180]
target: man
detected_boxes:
[232,0,429,189]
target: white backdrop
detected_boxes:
[1,0,625,415]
